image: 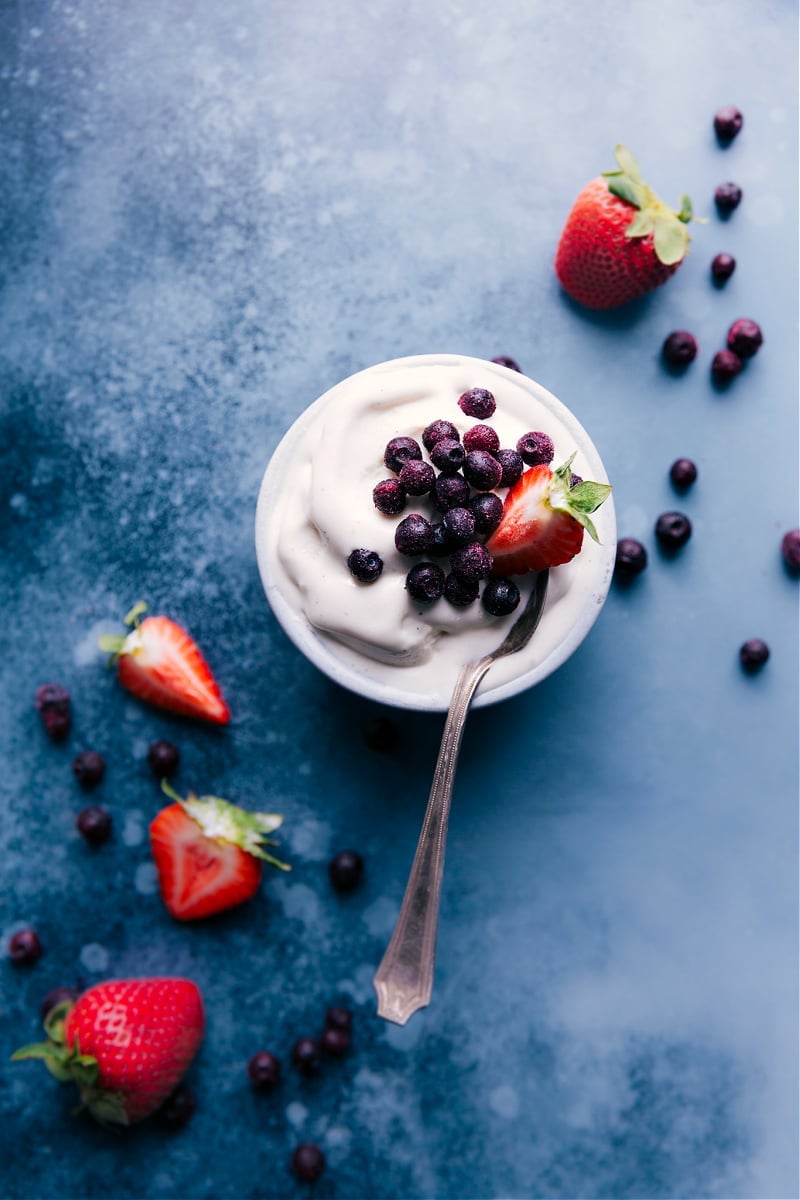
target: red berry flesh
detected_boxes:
[781,529,800,572]
[248,1050,281,1088]
[711,253,736,283]
[373,478,407,516]
[76,806,112,845]
[147,740,180,778]
[71,750,105,789]
[8,928,42,964]
[711,349,742,384]
[727,318,763,359]
[714,106,744,142]
[458,387,496,419]
[328,850,364,892]
[35,683,72,740]
[292,1143,326,1182]
[384,436,422,473]
[655,512,692,551]
[715,182,742,214]
[662,331,698,368]
[614,538,648,580]
[740,639,770,672]
[669,459,698,490]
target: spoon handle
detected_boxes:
[373,653,493,1026]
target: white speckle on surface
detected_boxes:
[122,810,145,847]
[79,942,110,973]
[286,817,330,859]
[489,1084,520,1119]
[361,895,399,937]
[274,880,324,927]
[134,862,159,895]
[9,493,29,515]
[297,761,312,776]
[324,1126,351,1149]
[130,737,149,761]
[73,622,117,668]
[677,291,713,321]
[286,1101,308,1128]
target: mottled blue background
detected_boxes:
[1,1,797,1198]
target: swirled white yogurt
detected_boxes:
[255,355,616,711]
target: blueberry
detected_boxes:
[468,492,503,536]
[158,1085,196,1129]
[432,473,471,513]
[655,512,692,551]
[363,715,398,752]
[714,106,744,142]
[147,740,180,778]
[395,514,434,556]
[291,1143,326,1182]
[711,252,736,284]
[662,331,698,368]
[614,538,648,580]
[482,578,521,617]
[490,356,522,372]
[458,387,496,419]
[715,182,742,215]
[443,573,480,608]
[248,1050,281,1089]
[76,806,112,845]
[463,424,500,454]
[35,683,72,740]
[372,478,407,515]
[711,349,742,384]
[727,318,763,359]
[516,431,554,466]
[781,529,800,573]
[442,507,476,547]
[72,751,105,789]
[325,1006,353,1032]
[422,419,460,453]
[347,548,384,584]
[739,638,770,672]
[570,474,583,487]
[669,459,698,490]
[463,449,502,491]
[40,986,79,1020]
[495,448,524,488]
[328,849,364,892]
[8,929,42,965]
[384,436,422,473]
[291,1037,323,1076]
[430,437,466,474]
[398,459,435,496]
[450,542,493,582]
[321,1026,351,1056]
[429,523,452,557]
[406,562,445,603]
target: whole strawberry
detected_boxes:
[555,145,695,309]
[12,977,204,1125]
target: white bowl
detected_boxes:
[255,354,616,711]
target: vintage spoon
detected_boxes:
[373,568,550,1025]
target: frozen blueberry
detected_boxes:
[711,349,742,384]
[291,1144,326,1182]
[8,929,42,965]
[158,1085,196,1129]
[328,850,364,892]
[398,459,435,496]
[450,542,493,582]
[463,450,503,491]
[347,548,384,583]
[714,106,744,143]
[669,459,698,490]
[35,683,72,740]
[429,523,451,557]
[76,806,112,845]
[516,431,554,466]
[655,512,692,551]
[468,492,503,536]
[248,1050,281,1089]
[406,562,445,602]
[739,638,770,672]
[363,715,398,752]
[40,986,79,1020]
[781,529,800,573]
[458,387,496,419]
[443,573,480,607]
[614,538,648,580]
[384,436,422,473]
[711,252,736,284]
[442,507,476,547]
[432,473,471,513]
[727,318,763,359]
[495,448,524,488]
[395,514,434,556]
[482,578,521,617]
[325,1006,353,1032]
[72,751,105,789]
[372,478,407,516]
[321,1027,351,1056]
[422,419,460,453]
[147,740,180,778]
[715,182,742,215]
[662,331,698,368]
[570,474,583,487]
[463,424,500,454]
[430,437,466,474]
[291,1037,323,1077]
[490,356,522,372]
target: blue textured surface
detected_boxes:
[1,2,798,1198]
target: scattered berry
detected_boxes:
[406,562,445,603]
[147,740,180,778]
[76,806,112,845]
[463,424,500,454]
[40,986,79,1020]
[516,431,555,466]
[450,542,494,582]
[347,549,384,584]
[328,849,364,892]
[157,1084,196,1129]
[458,387,496,419]
[321,1026,351,1056]
[35,683,71,740]
[248,1050,281,1089]
[463,449,503,491]
[655,511,692,551]
[442,507,476,547]
[482,578,521,617]
[490,356,522,372]
[8,928,42,965]
[662,330,698,368]
[714,106,744,143]
[72,750,106,789]
[291,1143,326,1182]
[714,182,742,215]
[739,638,770,672]
[727,318,763,359]
[669,459,698,490]
[781,529,800,572]
[468,492,504,536]
[291,1037,323,1077]
[395,514,434,556]
[363,715,398,753]
[372,478,407,515]
[711,349,742,384]
[325,1006,353,1032]
[422,419,459,453]
[443,573,480,608]
[495,448,524,488]
[430,437,466,474]
[711,252,736,283]
[432,473,470,513]
[384,436,422,473]
[614,538,648,580]
[398,459,435,496]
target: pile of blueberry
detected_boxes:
[346,385,554,619]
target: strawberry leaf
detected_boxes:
[625,210,656,239]
[613,144,642,180]
[606,176,643,209]
[568,480,613,514]
[677,194,693,223]
[653,215,689,265]
[163,781,291,870]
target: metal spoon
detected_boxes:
[373,568,550,1025]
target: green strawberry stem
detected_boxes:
[602,144,694,266]
[98,601,148,658]
[161,780,291,870]
[549,455,612,544]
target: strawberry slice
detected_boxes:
[485,455,612,575]
[99,603,230,724]
[149,782,289,921]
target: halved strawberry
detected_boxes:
[149,782,289,921]
[99,603,230,724]
[485,455,612,575]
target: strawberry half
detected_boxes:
[555,144,695,310]
[149,782,290,921]
[99,603,230,724]
[485,455,611,575]
[12,977,204,1125]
